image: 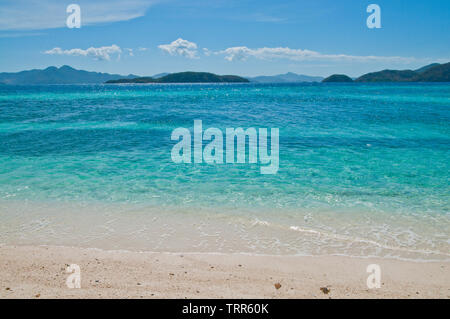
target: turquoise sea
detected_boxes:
[0,83,449,260]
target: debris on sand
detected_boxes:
[320,287,330,294]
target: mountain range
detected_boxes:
[246,72,323,83]
[0,63,448,85]
[0,65,138,85]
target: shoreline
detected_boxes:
[3,242,449,263]
[1,244,448,299]
[1,200,448,262]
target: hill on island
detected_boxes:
[247,72,323,83]
[414,63,441,73]
[106,72,249,83]
[0,65,138,85]
[355,63,450,82]
[322,74,353,82]
[152,72,170,79]
[356,69,418,82]
[319,63,449,83]
[415,62,450,82]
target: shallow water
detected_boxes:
[0,83,449,260]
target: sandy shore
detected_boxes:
[0,244,448,299]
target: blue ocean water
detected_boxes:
[0,83,449,259]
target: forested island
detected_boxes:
[106,72,249,84]
[322,62,450,82]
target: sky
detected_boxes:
[0,0,449,77]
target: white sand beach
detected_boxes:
[0,244,448,299]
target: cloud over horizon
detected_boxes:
[216,46,419,64]
[45,45,122,61]
[155,39,427,66]
[158,38,199,59]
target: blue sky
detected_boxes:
[0,0,449,77]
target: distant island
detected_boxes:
[246,72,323,83]
[0,65,139,85]
[0,62,448,85]
[356,62,450,82]
[322,63,450,83]
[322,74,353,83]
[106,72,249,84]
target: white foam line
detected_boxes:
[288,225,450,257]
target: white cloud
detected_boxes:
[217,46,418,63]
[0,0,160,31]
[125,48,134,56]
[44,45,122,61]
[202,48,212,56]
[158,38,198,59]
